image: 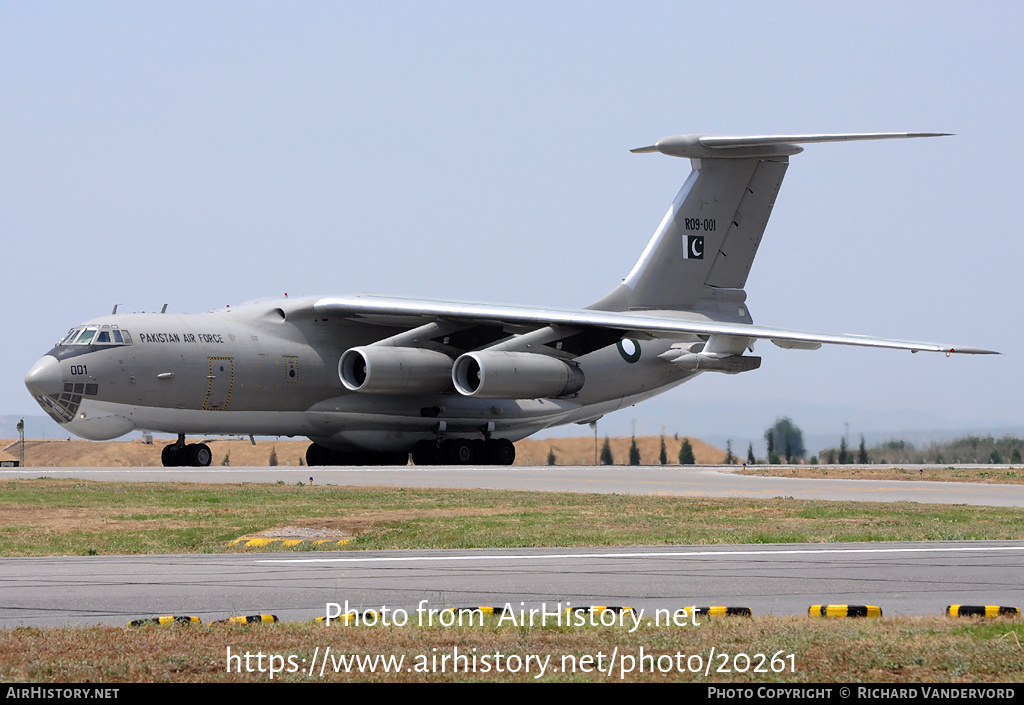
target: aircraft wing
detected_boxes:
[313,295,997,355]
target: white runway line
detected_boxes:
[259,543,1024,565]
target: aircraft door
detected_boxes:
[204,357,234,410]
[284,356,299,383]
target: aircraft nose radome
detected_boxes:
[25,356,63,397]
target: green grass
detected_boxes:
[2,479,1023,556]
[4,479,1024,683]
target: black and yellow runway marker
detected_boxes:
[127,615,201,627]
[694,606,752,617]
[809,604,882,618]
[946,605,1019,618]
[208,614,279,625]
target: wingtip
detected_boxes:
[946,346,1000,355]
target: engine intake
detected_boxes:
[452,351,584,399]
[339,347,453,394]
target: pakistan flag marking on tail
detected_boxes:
[683,235,704,259]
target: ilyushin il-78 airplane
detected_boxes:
[25,132,996,467]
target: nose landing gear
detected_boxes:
[160,434,212,467]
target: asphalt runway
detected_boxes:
[4,465,1024,628]
[3,541,1023,627]
[4,464,1024,506]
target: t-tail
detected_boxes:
[589,132,950,314]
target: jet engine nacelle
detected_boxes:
[452,351,584,399]
[339,346,454,394]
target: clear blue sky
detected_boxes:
[3,2,1021,446]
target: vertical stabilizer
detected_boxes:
[590,132,948,313]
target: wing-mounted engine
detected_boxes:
[452,350,584,399]
[339,346,454,394]
[339,319,607,399]
[338,320,510,395]
[450,324,603,399]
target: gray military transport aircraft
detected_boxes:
[25,132,996,467]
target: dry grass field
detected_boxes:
[1,435,726,468]
[3,616,1022,682]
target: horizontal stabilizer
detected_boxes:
[631,132,950,159]
[700,132,951,148]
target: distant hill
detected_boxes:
[517,435,724,466]
[2,435,725,468]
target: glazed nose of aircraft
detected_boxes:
[25,355,63,398]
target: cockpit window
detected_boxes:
[75,327,97,345]
[59,325,132,346]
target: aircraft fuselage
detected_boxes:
[25,296,699,459]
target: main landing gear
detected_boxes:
[161,434,212,467]
[305,444,408,467]
[410,438,515,466]
[304,437,516,467]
